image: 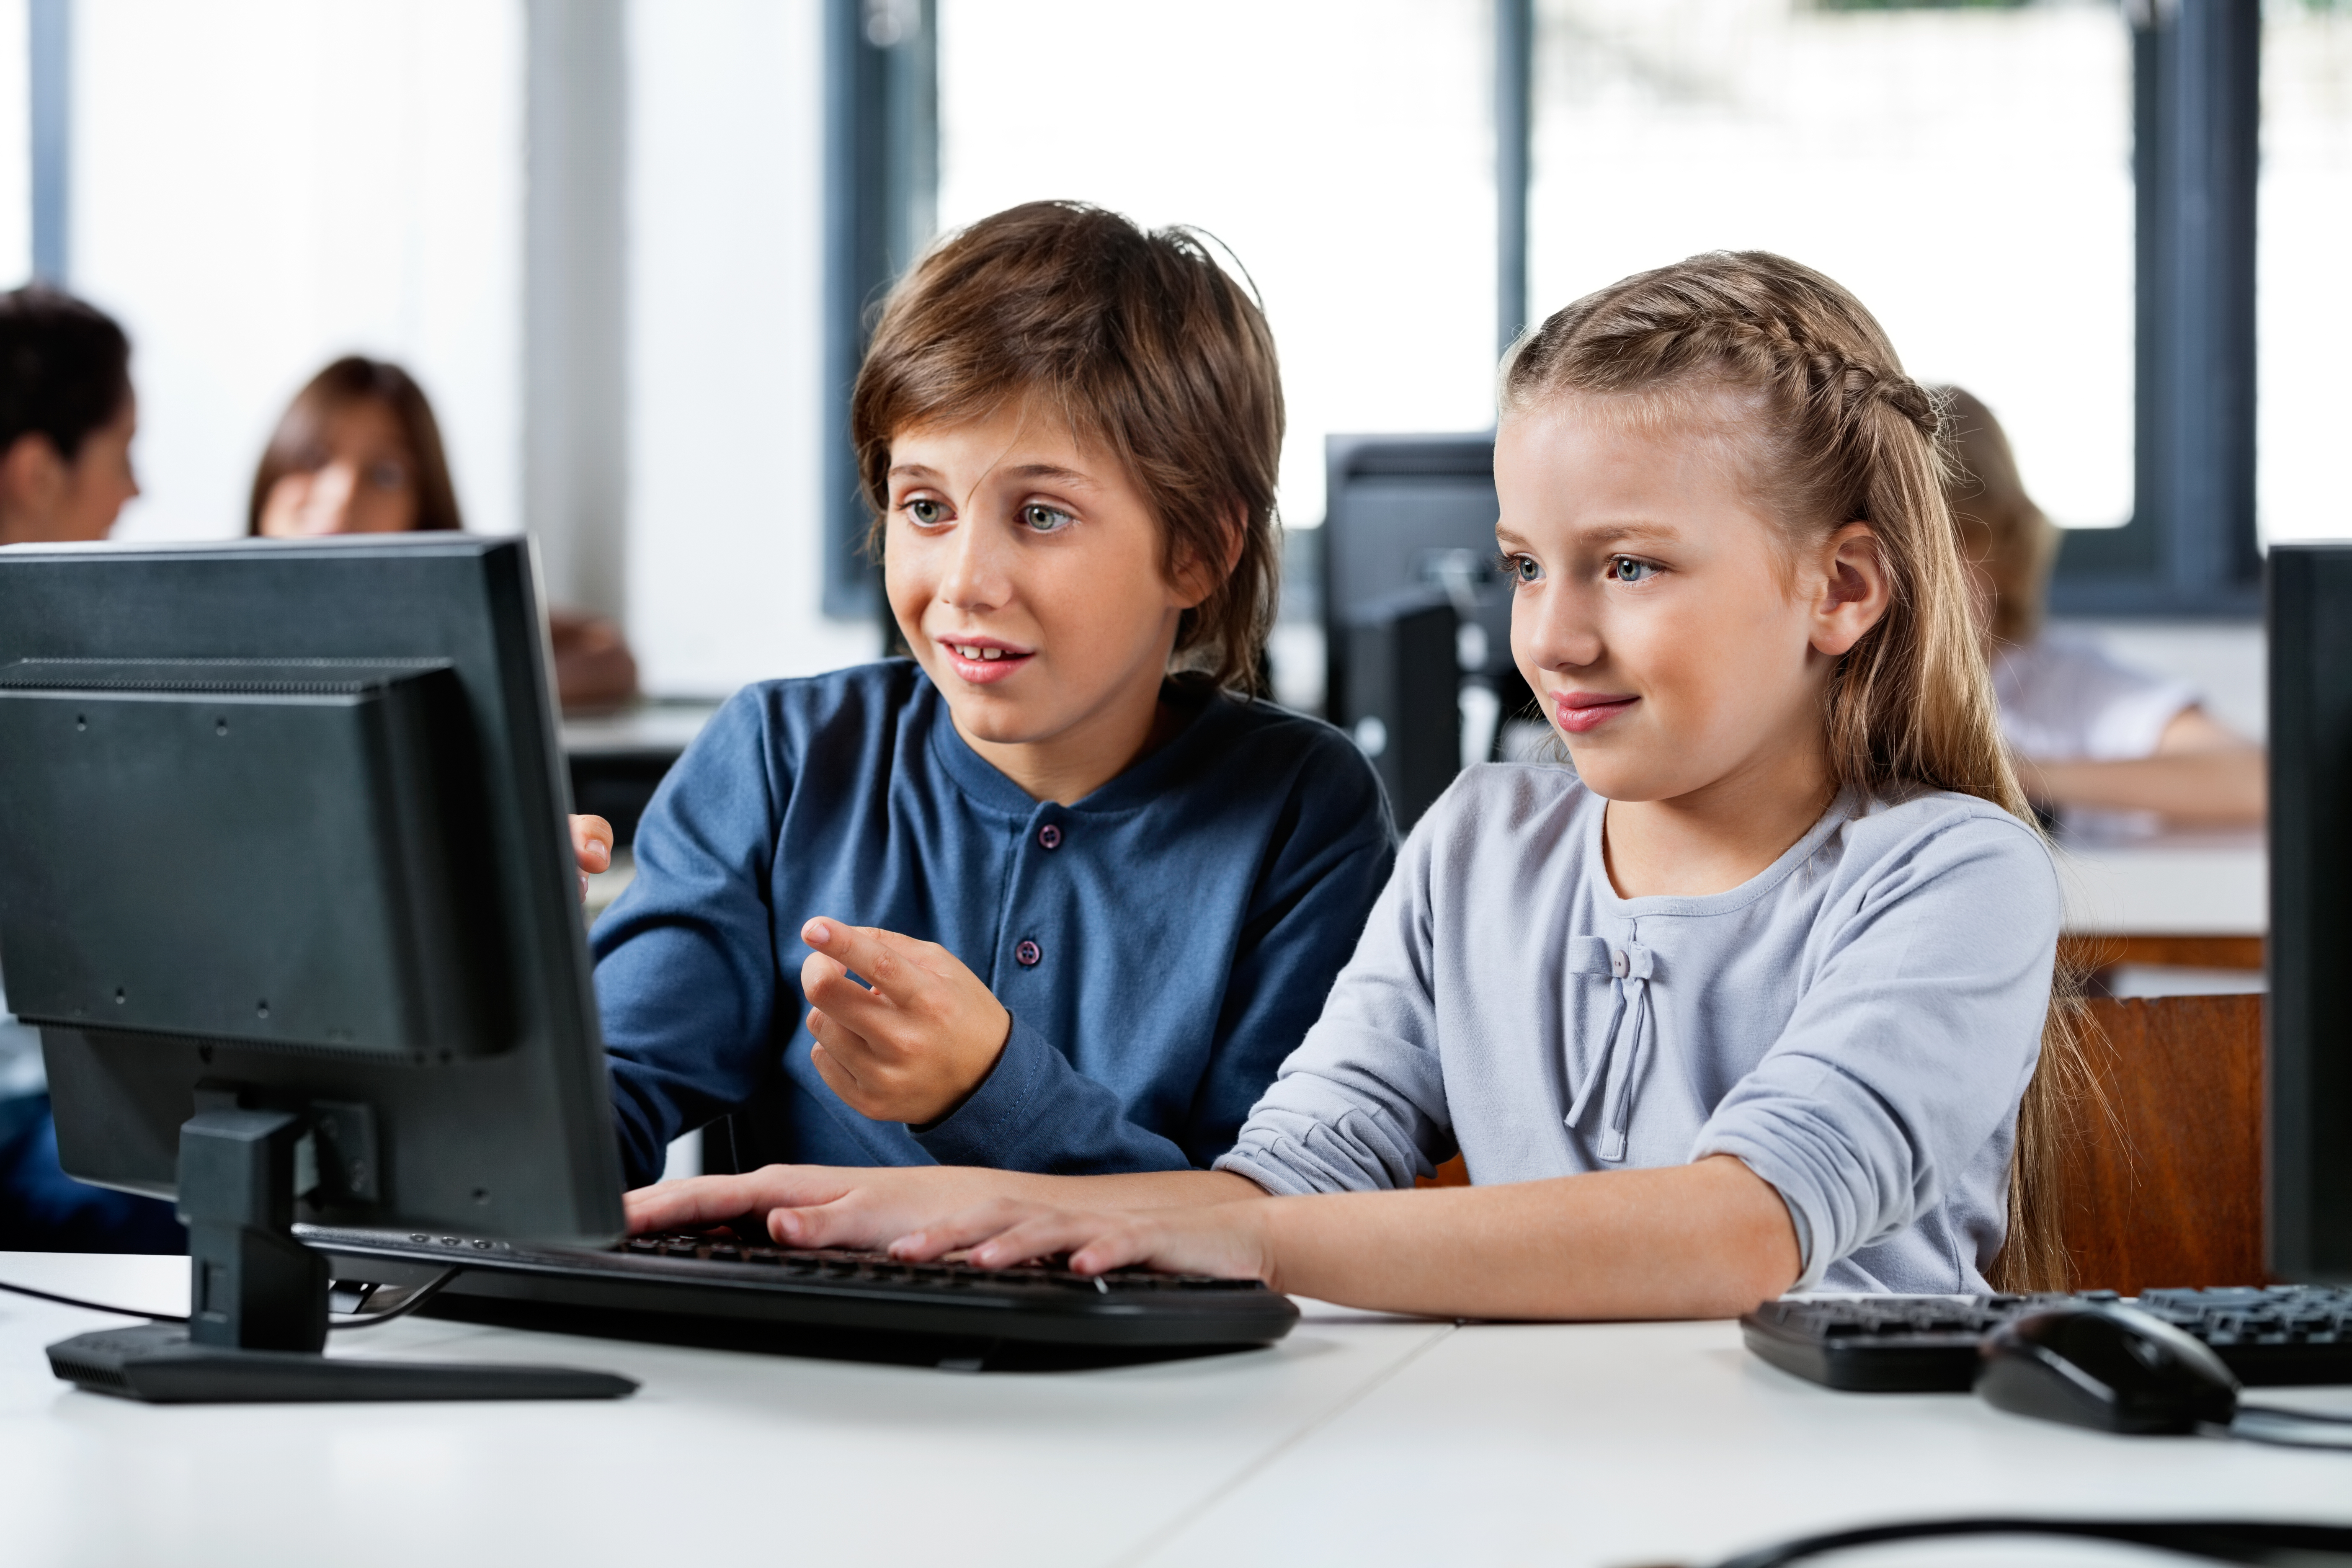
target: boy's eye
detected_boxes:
[904,498,948,526]
[1606,555,1658,584]
[1501,552,1542,585]
[1021,503,1074,533]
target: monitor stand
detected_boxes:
[45,1106,635,1403]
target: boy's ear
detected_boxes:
[1809,521,1891,658]
[1169,506,1249,611]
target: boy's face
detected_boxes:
[883,396,1204,800]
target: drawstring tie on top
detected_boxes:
[1565,936,1655,1163]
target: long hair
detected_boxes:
[248,356,462,536]
[853,201,1284,696]
[1502,250,2094,1291]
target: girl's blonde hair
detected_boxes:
[1502,250,2091,1291]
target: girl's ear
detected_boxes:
[1168,506,1248,611]
[1809,522,1891,658]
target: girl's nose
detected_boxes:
[1518,584,1603,671]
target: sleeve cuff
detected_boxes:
[910,1013,1052,1166]
[1695,1139,1823,1291]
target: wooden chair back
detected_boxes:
[2061,993,2264,1294]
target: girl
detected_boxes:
[249,355,638,710]
[1945,385,2264,830]
[634,251,2090,1315]
[592,202,1393,1190]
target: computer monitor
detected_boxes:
[2267,543,2352,1284]
[1320,434,1534,828]
[0,535,632,1401]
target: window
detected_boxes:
[1527,0,2136,532]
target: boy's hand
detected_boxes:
[798,918,1013,1126]
[569,814,614,903]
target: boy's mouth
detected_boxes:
[935,634,1036,686]
[1553,690,1638,734]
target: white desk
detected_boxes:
[2055,830,2266,937]
[3,1256,2348,1568]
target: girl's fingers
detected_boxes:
[768,1198,894,1251]
[970,1213,1150,1273]
[885,1197,1051,1261]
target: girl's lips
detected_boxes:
[1553,692,1638,734]
[936,637,1035,686]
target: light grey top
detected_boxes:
[1215,766,2061,1293]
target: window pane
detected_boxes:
[934,0,1497,530]
[2259,0,2352,545]
[1527,0,2134,530]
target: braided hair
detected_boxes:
[1501,251,2095,1293]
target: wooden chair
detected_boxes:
[2061,993,2264,1294]
[1419,993,2267,1294]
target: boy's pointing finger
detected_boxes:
[801,917,916,996]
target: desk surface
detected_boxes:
[2056,830,2266,936]
[3,1255,2347,1568]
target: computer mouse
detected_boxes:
[1977,1302,2240,1434]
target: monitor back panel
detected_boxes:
[2269,543,2352,1282]
[0,536,624,1243]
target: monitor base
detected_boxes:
[46,1323,636,1403]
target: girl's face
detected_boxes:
[883,397,1212,794]
[258,398,420,537]
[1496,390,1887,807]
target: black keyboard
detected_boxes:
[300,1226,1299,1360]
[1743,1286,2352,1392]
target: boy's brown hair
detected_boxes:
[852,201,1284,695]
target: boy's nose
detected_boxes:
[935,519,1010,611]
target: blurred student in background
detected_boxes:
[250,356,639,712]
[0,285,183,1253]
[1945,386,2264,830]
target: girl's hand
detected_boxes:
[569,814,614,902]
[623,1163,1015,1247]
[886,1197,1278,1284]
[797,918,1014,1126]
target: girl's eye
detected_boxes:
[1606,555,1658,585]
[1021,503,1074,533]
[1501,552,1542,585]
[365,461,409,493]
[904,498,948,526]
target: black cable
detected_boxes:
[2227,1406,2352,1451]
[328,1269,460,1331]
[0,1275,186,1323]
[0,1266,463,1331]
[1712,1518,2352,1568]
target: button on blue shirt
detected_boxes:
[593,661,1395,1188]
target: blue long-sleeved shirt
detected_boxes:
[594,661,1395,1189]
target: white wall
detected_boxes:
[0,0,28,282]
[624,0,876,696]
[71,0,524,544]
